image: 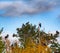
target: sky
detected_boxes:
[0,0,60,35]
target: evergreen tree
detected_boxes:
[16,22,37,47]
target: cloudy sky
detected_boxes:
[0,0,60,34]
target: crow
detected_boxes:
[5,34,9,39]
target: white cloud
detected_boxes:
[0,0,59,17]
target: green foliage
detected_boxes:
[0,37,5,53]
[51,42,60,53]
[17,22,36,37]
[0,28,5,53]
[16,22,37,47]
[0,28,3,34]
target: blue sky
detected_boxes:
[0,0,60,34]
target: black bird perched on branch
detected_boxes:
[5,34,9,39]
[56,31,59,35]
[39,23,41,27]
[38,23,41,32]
